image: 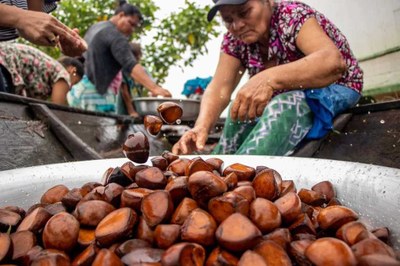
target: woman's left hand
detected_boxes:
[230,72,274,121]
[58,28,87,57]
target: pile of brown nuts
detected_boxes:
[0,152,399,265]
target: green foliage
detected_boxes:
[143,0,219,83]
[29,0,220,84]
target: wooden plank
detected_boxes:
[29,103,102,160]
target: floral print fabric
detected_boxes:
[0,43,70,100]
[221,1,363,96]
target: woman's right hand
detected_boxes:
[152,86,172,98]
[172,126,208,155]
[15,9,85,51]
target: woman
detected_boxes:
[0,43,83,105]
[67,1,171,113]
[172,0,363,155]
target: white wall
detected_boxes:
[301,0,400,58]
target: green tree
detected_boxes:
[34,0,220,84]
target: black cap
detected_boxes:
[207,0,248,22]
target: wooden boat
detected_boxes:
[0,92,399,170]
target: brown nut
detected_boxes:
[298,188,327,206]
[317,205,358,230]
[123,132,150,164]
[80,182,102,197]
[187,170,227,208]
[238,250,267,266]
[223,172,238,190]
[311,180,335,202]
[165,176,189,206]
[181,208,217,246]
[40,185,70,204]
[205,157,224,174]
[274,192,302,224]
[252,169,281,200]
[208,191,250,224]
[135,167,167,189]
[10,230,37,262]
[249,198,281,234]
[162,150,180,164]
[280,180,297,196]
[254,240,292,266]
[0,208,22,232]
[185,157,214,176]
[205,246,238,266]
[151,156,169,171]
[73,200,115,227]
[121,247,164,265]
[77,228,96,247]
[135,216,155,245]
[92,248,123,266]
[157,102,183,124]
[95,207,137,247]
[42,212,80,252]
[357,254,400,266]
[120,187,153,212]
[233,185,256,203]
[351,238,396,259]
[336,221,369,246]
[167,158,191,176]
[61,188,83,211]
[144,115,163,136]
[288,213,317,236]
[0,232,12,263]
[215,213,261,252]
[17,207,51,233]
[141,190,174,227]
[305,237,357,266]
[288,239,314,266]
[223,163,255,182]
[170,197,198,225]
[115,238,151,257]
[262,228,292,250]
[30,250,70,266]
[371,227,390,243]
[71,243,99,266]
[161,242,205,266]
[154,224,181,249]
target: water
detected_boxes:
[380,120,385,124]
[176,119,181,125]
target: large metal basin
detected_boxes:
[132,97,200,121]
[0,156,399,249]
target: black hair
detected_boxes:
[115,0,143,24]
[58,56,84,78]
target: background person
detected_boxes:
[116,42,151,117]
[172,0,363,155]
[0,42,83,105]
[67,1,171,113]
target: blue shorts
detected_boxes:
[305,84,361,139]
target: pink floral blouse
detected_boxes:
[221,1,363,96]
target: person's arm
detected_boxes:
[51,79,69,105]
[172,52,244,154]
[130,64,171,97]
[0,3,86,54]
[231,18,346,121]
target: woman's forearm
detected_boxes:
[266,48,346,91]
[0,4,25,28]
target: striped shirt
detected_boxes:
[0,0,57,41]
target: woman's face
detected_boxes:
[116,13,141,37]
[220,0,273,44]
